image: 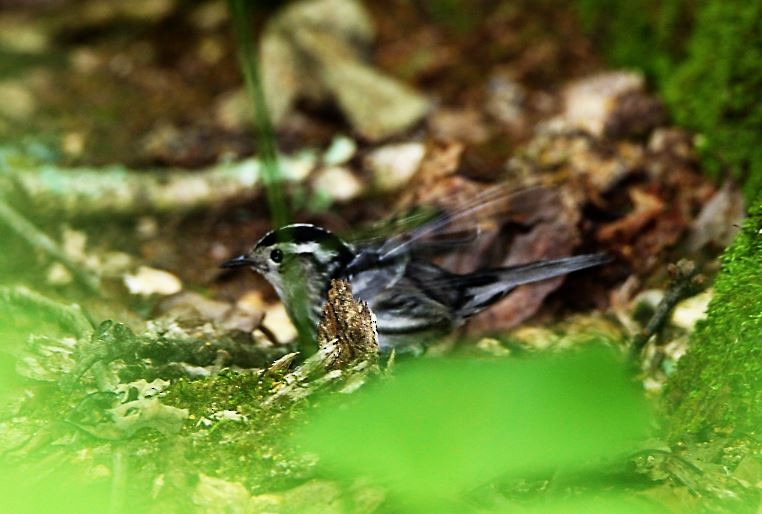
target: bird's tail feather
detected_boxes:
[454,253,610,317]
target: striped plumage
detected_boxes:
[222,223,609,353]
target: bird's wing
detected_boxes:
[346,184,553,272]
[364,277,454,334]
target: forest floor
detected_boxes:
[0,1,758,513]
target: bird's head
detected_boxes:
[221,224,355,300]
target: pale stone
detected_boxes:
[365,142,425,191]
[312,165,364,202]
[124,266,182,296]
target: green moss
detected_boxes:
[576,0,762,199]
[161,370,310,492]
[665,196,762,438]
[664,0,762,197]
[577,0,694,80]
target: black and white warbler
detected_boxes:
[222,188,610,353]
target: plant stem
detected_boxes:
[227,1,316,353]
[227,0,289,229]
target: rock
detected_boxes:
[671,289,712,331]
[364,142,426,191]
[428,108,490,144]
[124,266,182,296]
[560,71,645,137]
[686,181,745,251]
[192,474,251,514]
[263,303,298,342]
[485,73,528,129]
[260,0,429,139]
[322,135,357,166]
[0,80,35,120]
[312,165,364,202]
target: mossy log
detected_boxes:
[665,198,762,438]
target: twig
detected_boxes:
[630,260,704,358]
[0,200,101,293]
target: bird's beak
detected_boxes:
[220,254,255,269]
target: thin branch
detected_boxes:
[631,260,704,359]
[0,200,100,293]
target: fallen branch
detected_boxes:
[1,153,315,218]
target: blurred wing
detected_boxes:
[377,184,522,259]
[346,184,551,273]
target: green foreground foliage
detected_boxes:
[0,319,662,514]
[577,0,762,198]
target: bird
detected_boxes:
[222,188,610,354]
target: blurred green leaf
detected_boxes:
[492,494,669,514]
[0,467,112,514]
[298,348,651,509]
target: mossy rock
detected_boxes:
[576,0,762,199]
[665,197,762,438]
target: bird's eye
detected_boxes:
[270,248,283,263]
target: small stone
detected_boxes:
[136,216,158,239]
[237,291,268,314]
[429,108,490,144]
[603,90,666,139]
[197,36,224,65]
[61,132,86,157]
[280,150,318,182]
[0,18,48,53]
[61,227,88,261]
[190,1,228,30]
[322,135,357,166]
[214,88,251,131]
[264,303,298,342]
[0,81,35,120]
[671,289,712,331]
[312,165,364,202]
[124,266,182,296]
[210,410,247,423]
[561,71,645,137]
[475,338,511,356]
[365,142,425,192]
[100,252,133,275]
[486,73,527,129]
[47,262,73,286]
